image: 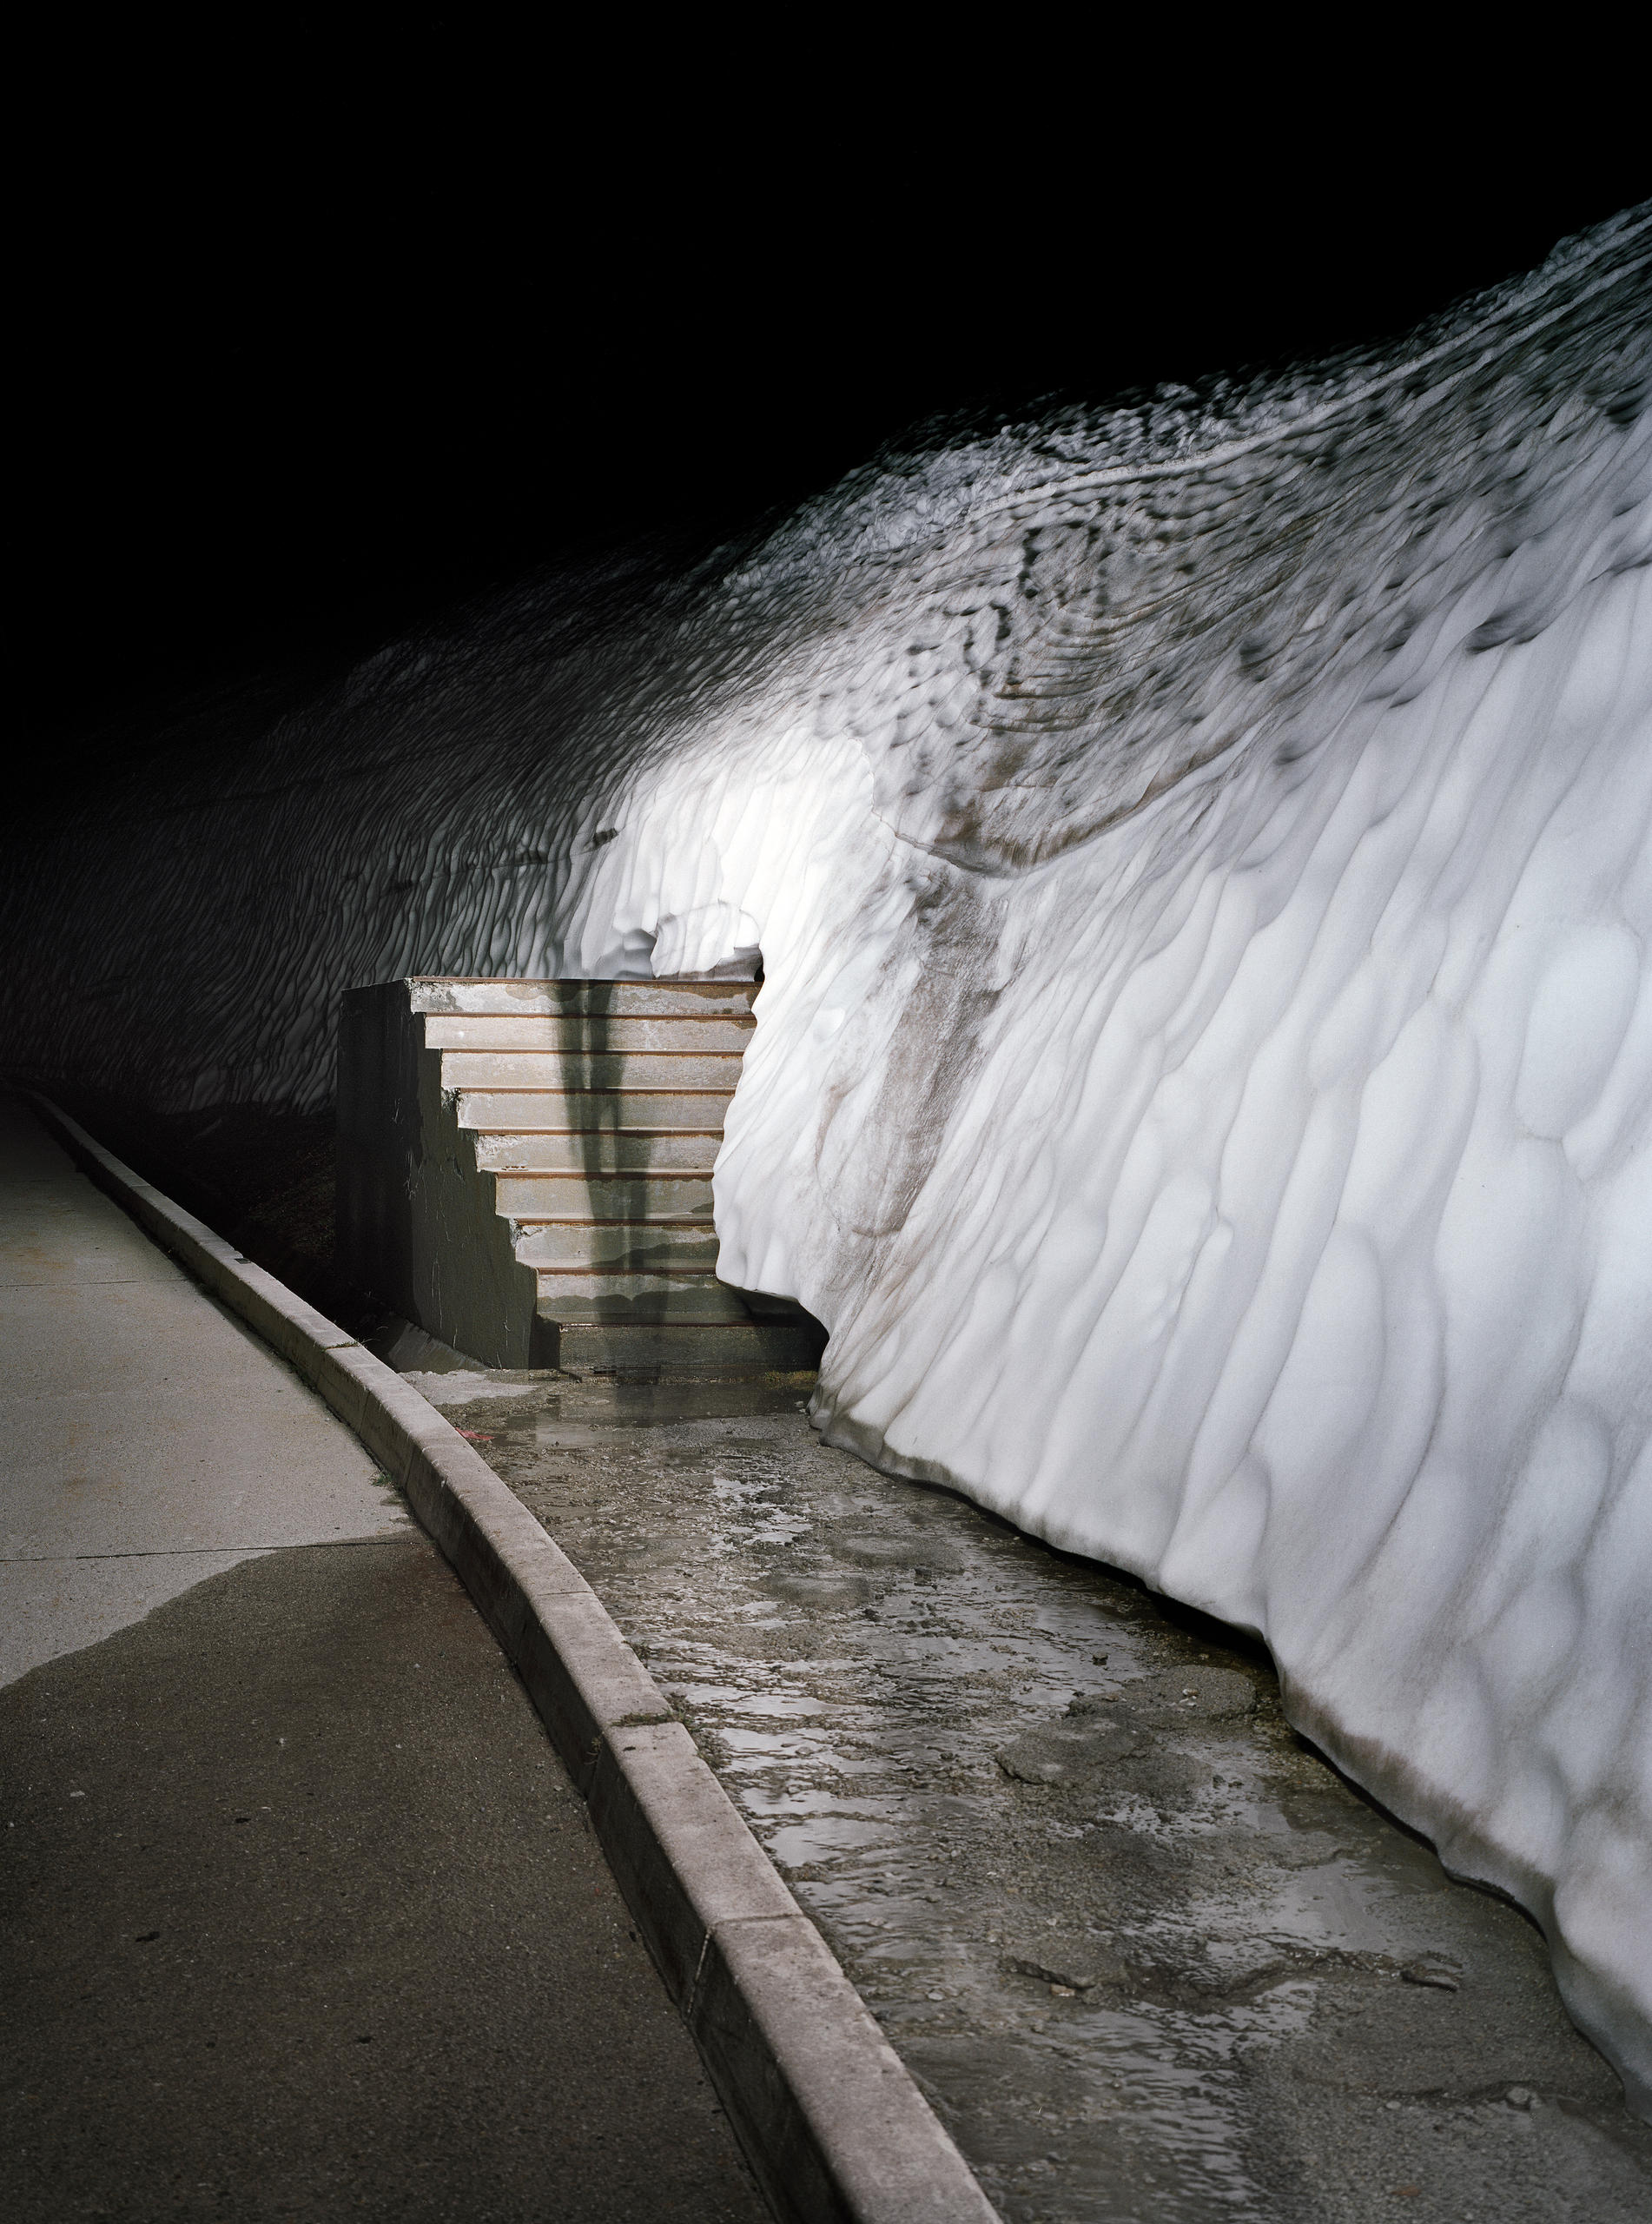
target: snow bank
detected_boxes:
[8,209,1649,2104]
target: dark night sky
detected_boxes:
[16,30,1649,764]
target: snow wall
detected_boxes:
[7,209,1649,2108]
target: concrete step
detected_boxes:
[549,1320,826,1374]
[340,976,823,1373]
[495,1173,715,1221]
[519,1222,721,1273]
[534,1272,758,1324]
[440,1050,745,1093]
[456,1090,733,1134]
[409,976,758,1019]
[474,1131,720,1175]
[425,1014,754,1053]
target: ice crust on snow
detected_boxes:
[7,209,1649,2105]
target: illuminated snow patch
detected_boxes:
[7,209,1649,2106]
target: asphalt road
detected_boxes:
[0,1094,766,2221]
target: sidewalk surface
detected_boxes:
[0,1091,766,2221]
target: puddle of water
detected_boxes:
[443,1372,1650,2224]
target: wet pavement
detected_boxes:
[411,1363,1652,2224]
[1,1095,768,2222]
[3,1539,770,2224]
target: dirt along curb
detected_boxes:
[31,1095,1000,2224]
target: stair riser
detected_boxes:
[535,1273,758,1323]
[548,1322,825,1372]
[456,1091,733,1133]
[425,1015,754,1053]
[442,1050,744,1092]
[495,1174,716,1220]
[519,1223,721,1272]
[474,1132,719,1174]
[411,978,757,1019]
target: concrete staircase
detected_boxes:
[337,976,823,1374]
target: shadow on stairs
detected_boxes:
[337,976,824,1379]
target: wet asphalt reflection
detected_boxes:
[416,1367,1651,2224]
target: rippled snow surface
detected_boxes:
[8,209,1649,2104]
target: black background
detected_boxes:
[16,23,1649,755]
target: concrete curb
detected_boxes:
[31,1096,1000,2224]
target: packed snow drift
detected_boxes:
[8,210,1649,2104]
